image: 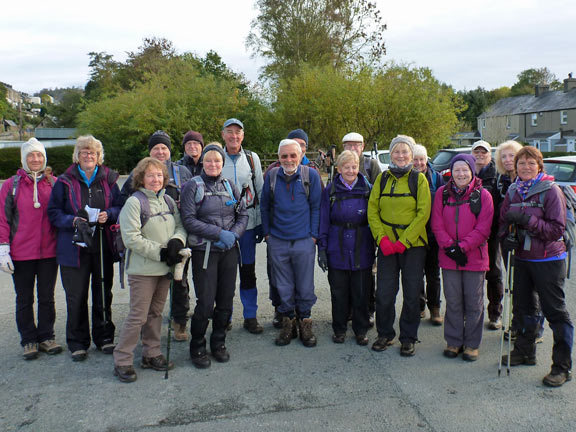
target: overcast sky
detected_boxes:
[2,0,574,95]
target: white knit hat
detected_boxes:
[21,138,47,173]
[342,132,364,143]
[389,135,416,155]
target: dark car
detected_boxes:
[430,147,472,177]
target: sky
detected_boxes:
[2,0,575,95]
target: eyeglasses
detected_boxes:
[80,151,97,157]
[344,142,363,148]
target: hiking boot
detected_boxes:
[488,318,502,330]
[211,345,230,363]
[71,350,88,362]
[299,318,317,347]
[332,333,345,344]
[543,370,572,387]
[39,339,62,355]
[97,343,116,354]
[463,347,479,362]
[443,345,461,358]
[430,307,443,326]
[400,342,416,357]
[141,355,174,371]
[172,320,189,342]
[23,343,39,360]
[355,334,369,346]
[501,349,537,366]
[272,309,283,329]
[275,317,297,346]
[114,365,137,383]
[190,349,211,369]
[244,318,264,334]
[372,337,394,352]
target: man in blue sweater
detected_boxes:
[261,139,322,347]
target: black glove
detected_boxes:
[318,250,328,272]
[502,234,520,252]
[444,244,468,267]
[161,238,184,266]
[72,217,93,248]
[505,211,531,226]
[254,225,264,244]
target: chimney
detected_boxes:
[564,73,576,92]
[535,84,550,97]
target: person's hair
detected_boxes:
[495,140,523,175]
[413,144,428,159]
[73,135,104,165]
[206,141,223,148]
[277,139,302,156]
[514,146,544,173]
[336,150,359,168]
[132,157,169,190]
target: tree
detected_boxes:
[50,88,85,127]
[246,0,387,81]
[0,84,9,121]
[510,67,561,96]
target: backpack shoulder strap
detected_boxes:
[300,165,310,199]
[192,176,205,205]
[408,169,419,200]
[379,171,390,196]
[172,164,180,187]
[163,194,176,214]
[132,190,152,227]
[269,167,280,202]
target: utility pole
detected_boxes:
[18,100,23,140]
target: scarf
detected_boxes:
[388,162,413,178]
[516,172,544,199]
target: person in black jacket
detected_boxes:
[177,130,204,177]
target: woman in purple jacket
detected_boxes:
[499,146,573,387]
[432,154,493,361]
[318,150,375,345]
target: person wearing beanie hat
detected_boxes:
[148,130,172,153]
[0,137,61,359]
[342,132,381,185]
[220,117,266,334]
[178,130,205,177]
[367,133,431,356]
[471,139,504,330]
[431,151,493,362]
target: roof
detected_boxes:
[3,119,17,127]
[525,132,560,140]
[479,88,576,118]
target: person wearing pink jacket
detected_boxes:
[432,154,493,361]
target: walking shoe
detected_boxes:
[430,307,443,326]
[400,342,416,357]
[462,347,479,362]
[501,349,537,366]
[299,318,317,347]
[97,343,116,354]
[243,318,264,334]
[372,337,394,352]
[275,317,298,346]
[39,339,62,355]
[190,349,211,369]
[272,308,283,329]
[141,355,174,371]
[71,350,88,362]
[114,365,137,383]
[211,346,230,363]
[355,334,369,346]
[443,346,461,359]
[332,333,346,344]
[23,343,39,360]
[488,318,502,330]
[172,320,189,342]
[543,370,572,387]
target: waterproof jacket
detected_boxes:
[367,168,431,248]
[119,188,187,276]
[47,164,122,268]
[221,147,264,230]
[0,169,56,261]
[318,174,375,270]
[260,165,322,241]
[177,154,202,177]
[179,171,248,251]
[498,177,566,260]
[432,177,493,271]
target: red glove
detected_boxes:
[379,236,395,256]
[393,241,406,254]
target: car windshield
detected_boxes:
[544,162,576,182]
[379,153,390,164]
[432,151,457,165]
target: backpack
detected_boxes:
[329,175,371,208]
[110,191,176,288]
[268,165,311,201]
[244,149,259,208]
[191,176,237,207]
[442,186,483,217]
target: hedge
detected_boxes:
[0,146,75,179]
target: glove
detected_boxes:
[379,236,395,256]
[219,230,237,249]
[0,245,14,274]
[393,241,406,254]
[254,225,264,244]
[212,241,227,250]
[444,244,468,267]
[502,234,520,252]
[72,219,93,248]
[318,249,328,272]
[505,211,531,226]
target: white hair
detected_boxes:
[278,139,302,155]
[413,144,428,158]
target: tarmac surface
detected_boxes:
[1,244,576,431]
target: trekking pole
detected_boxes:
[328,144,336,184]
[165,271,173,380]
[498,225,516,376]
[371,141,378,160]
[99,226,108,325]
[507,249,515,376]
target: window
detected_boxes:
[506,117,511,129]
[482,118,486,129]
[531,113,538,126]
[561,110,568,125]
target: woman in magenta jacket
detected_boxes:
[432,154,493,361]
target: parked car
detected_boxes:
[544,156,576,193]
[431,146,496,179]
[363,150,390,172]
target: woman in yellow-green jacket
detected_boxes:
[367,135,431,357]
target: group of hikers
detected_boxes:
[0,118,573,388]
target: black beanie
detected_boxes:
[148,130,172,152]
[200,143,226,166]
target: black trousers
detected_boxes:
[190,247,238,352]
[421,239,441,311]
[328,268,372,336]
[513,258,573,373]
[60,247,115,352]
[12,258,58,346]
[486,235,504,320]
[171,259,190,324]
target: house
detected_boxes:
[478,75,576,151]
[450,131,482,147]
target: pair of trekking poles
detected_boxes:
[498,225,517,377]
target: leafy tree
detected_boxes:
[246,0,387,81]
[0,84,9,121]
[50,88,85,127]
[457,86,511,131]
[510,67,561,96]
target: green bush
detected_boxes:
[0,145,75,179]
